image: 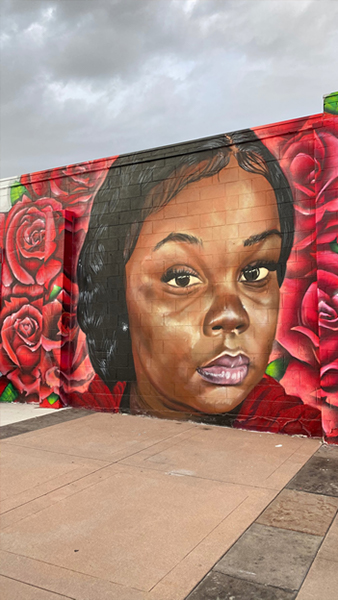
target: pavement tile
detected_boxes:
[0,464,121,530]
[0,462,102,517]
[0,443,80,502]
[296,557,338,600]
[0,409,91,440]
[256,489,338,536]
[0,442,108,506]
[0,410,332,600]
[0,465,252,592]
[186,571,297,600]
[3,413,196,463]
[286,455,338,497]
[215,523,322,592]
[316,513,338,562]
[0,424,30,440]
[314,444,338,461]
[121,426,320,489]
[0,551,147,600]
[0,575,71,600]
[148,487,278,600]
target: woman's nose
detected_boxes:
[203,288,250,336]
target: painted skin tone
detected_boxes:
[125,155,282,420]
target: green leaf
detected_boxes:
[265,357,289,382]
[0,383,19,402]
[49,285,62,301]
[10,183,28,205]
[46,393,59,405]
[324,92,338,115]
[330,238,338,253]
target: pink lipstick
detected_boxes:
[197,353,249,386]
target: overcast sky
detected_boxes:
[1,0,338,179]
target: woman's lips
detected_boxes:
[197,354,250,386]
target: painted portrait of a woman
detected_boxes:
[74,130,322,437]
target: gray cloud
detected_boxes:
[1,0,338,178]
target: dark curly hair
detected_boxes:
[77,130,294,392]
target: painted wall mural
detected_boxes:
[0,96,338,444]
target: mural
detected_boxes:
[0,97,337,444]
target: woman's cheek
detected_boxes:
[248,302,278,335]
[243,284,280,350]
[127,284,192,360]
[245,280,280,314]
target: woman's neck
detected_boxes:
[129,381,194,421]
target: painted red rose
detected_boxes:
[316,270,338,406]
[257,119,338,214]
[0,158,116,406]
[314,125,338,412]
[41,326,95,400]
[281,130,316,208]
[315,130,338,208]
[0,295,76,400]
[40,297,90,398]
[40,299,79,351]
[279,356,320,410]
[21,157,116,218]
[258,121,338,413]
[20,171,50,199]
[49,163,107,201]
[282,127,338,411]
[322,403,338,442]
[2,304,42,367]
[277,277,319,368]
[0,299,43,396]
[265,128,318,284]
[318,272,338,333]
[3,196,65,291]
[282,213,317,280]
[280,131,319,281]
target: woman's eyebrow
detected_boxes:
[243,229,282,247]
[153,232,203,252]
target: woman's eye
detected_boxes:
[239,266,270,283]
[163,271,202,288]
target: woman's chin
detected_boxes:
[173,385,255,415]
[185,397,245,415]
[134,369,263,417]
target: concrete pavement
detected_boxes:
[0,404,337,599]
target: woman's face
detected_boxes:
[125,156,282,418]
